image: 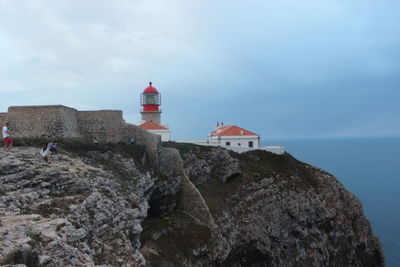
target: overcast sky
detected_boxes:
[0,0,399,140]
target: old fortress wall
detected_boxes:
[77,110,124,142]
[1,105,159,145]
[6,106,79,139]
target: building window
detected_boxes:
[249,141,253,147]
[225,142,231,146]
[238,143,241,146]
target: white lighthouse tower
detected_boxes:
[138,82,171,141]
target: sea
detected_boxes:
[264,137,400,267]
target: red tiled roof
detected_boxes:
[139,121,168,130]
[211,125,258,136]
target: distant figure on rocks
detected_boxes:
[2,121,13,152]
[40,144,51,163]
[130,137,135,144]
[93,137,98,145]
[48,141,58,154]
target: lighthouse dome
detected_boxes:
[143,82,158,93]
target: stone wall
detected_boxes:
[77,110,124,142]
[7,106,71,139]
[60,106,81,138]
[1,106,161,158]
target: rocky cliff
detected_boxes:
[0,139,384,266]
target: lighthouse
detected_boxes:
[140,81,161,124]
[138,82,171,141]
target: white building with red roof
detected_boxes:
[208,125,260,148]
[180,123,284,154]
[138,121,171,141]
[138,82,171,141]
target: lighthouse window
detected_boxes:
[249,141,253,147]
[145,94,158,104]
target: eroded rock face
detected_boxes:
[174,145,385,267]
[0,143,385,267]
[179,145,241,185]
[0,147,151,266]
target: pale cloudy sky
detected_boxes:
[0,0,399,140]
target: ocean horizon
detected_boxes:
[263,137,400,267]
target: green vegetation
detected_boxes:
[230,149,321,191]
[163,142,323,217]
[115,231,125,239]
[24,196,87,217]
[59,138,147,170]
[42,177,51,182]
[162,141,212,156]
[13,137,147,169]
[140,211,212,265]
[0,168,4,175]
[22,171,38,180]
[0,248,39,267]
[13,137,49,147]
[197,176,244,216]
[27,233,41,248]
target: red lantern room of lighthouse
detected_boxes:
[140,82,162,124]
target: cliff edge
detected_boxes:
[0,139,384,266]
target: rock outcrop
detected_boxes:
[0,139,384,266]
[157,143,385,266]
[0,147,149,266]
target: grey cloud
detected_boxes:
[0,0,399,139]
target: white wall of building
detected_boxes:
[148,129,171,141]
[208,135,260,148]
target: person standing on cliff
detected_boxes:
[2,121,13,152]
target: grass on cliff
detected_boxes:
[0,248,39,267]
[164,141,320,189]
[24,195,88,218]
[164,142,322,217]
[140,210,212,265]
[26,233,41,248]
[162,141,213,156]
[232,149,321,192]
[13,137,146,167]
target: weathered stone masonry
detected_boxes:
[1,105,159,146]
[5,106,80,139]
